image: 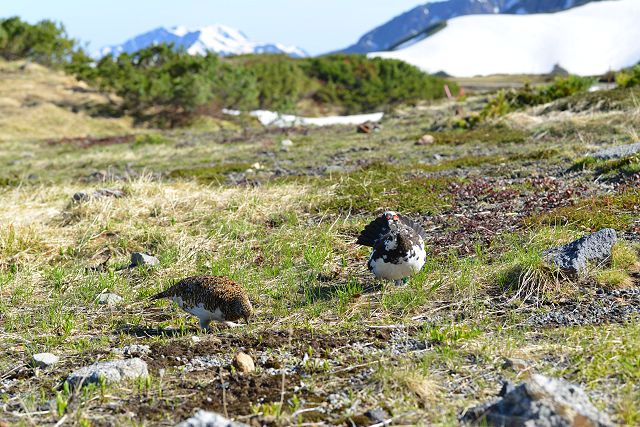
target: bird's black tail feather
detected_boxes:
[356,215,390,247]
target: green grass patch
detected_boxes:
[317,162,455,214]
[526,188,640,231]
[169,162,251,183]
[433,124,528,145]
[571,154,640,177]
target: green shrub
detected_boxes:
[80,44,259,127]
[243,56,307,112]
[304,54,452,114]
[0,16,77,66]
[616,65,640,88]
[463,76,594,128]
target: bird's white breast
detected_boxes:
[369,244,426,281]
[171,297,224,321]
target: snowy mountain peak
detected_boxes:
[98,24,307,58]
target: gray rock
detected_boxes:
[591,142,640,160]
[72,192,90,202]
[96,293,123,305]
[544,228,617,275]
[365,407,389,423]
[31,353,59,368]
[112,344,150,358]
[67,358,148,388]
[325,165,347,174]
[72,188,125,202]
[502,357,529,371]
[93,188,125,198]
[130,252,159,267]
[461,374,613,426]
[175,410,248,427]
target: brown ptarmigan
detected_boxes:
[357,211,427,286]
[150,276,253,330]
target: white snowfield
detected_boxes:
[371,0,640,76]
[222,109,384,128]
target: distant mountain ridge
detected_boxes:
[341,0,600,54]
[98,24,307,58]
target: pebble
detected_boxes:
[31,353,59,368]
[66,358,148,388]
[281,139,294,147]
[415,134,435,145]
[175,410,248,427]
[96,293,123,306]
[502,357,529,371]
[130,252,159,267]
[112,344,150,358]
[232,352,255,373]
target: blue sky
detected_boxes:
[1,0,427,55]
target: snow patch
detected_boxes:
[371,0,640,76]
[223,109,384,128]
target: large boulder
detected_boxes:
[175,410,248,427]
[544,229,617,275]
[67,358,148,388]
[462,374,614,426]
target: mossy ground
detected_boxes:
[1,70,640,426]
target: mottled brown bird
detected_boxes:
[150,276,253,330]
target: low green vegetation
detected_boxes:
[460,76,594,128]
[317,162,454,214]
[0,16,76,66]
[433,124,528,145]
[72,49,454,127]
[615,64,640,88]
[0,16,455,128]
[527,187,640,231]
[572,154,640,178]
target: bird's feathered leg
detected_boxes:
[394,279,403,286]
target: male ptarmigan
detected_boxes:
[150,276,253,330]
[357,211,427,286]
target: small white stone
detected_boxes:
[96,293,123,305]
[281,139,294,147]
[191,336,202,343]
[130,252,159,267]
[32,353,59,368]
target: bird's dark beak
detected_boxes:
[244,315,250,325]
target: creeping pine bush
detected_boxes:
[304,54,453,114]
[615,65,640,88]
[0,16,77,66]
[70,47,455,127]
[76,44,258,127]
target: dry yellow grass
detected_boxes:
[0,59,134,141]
